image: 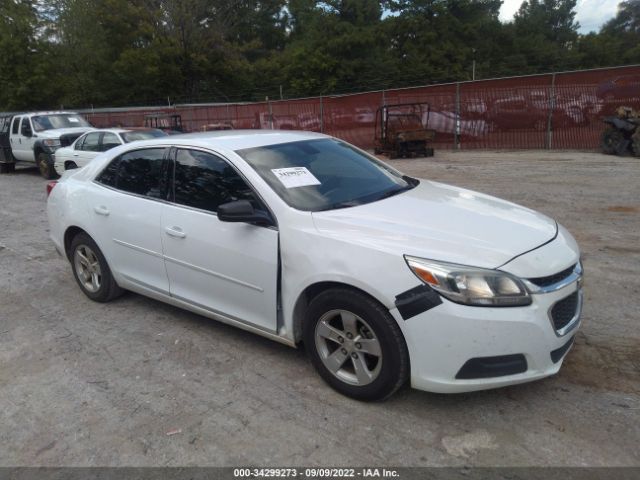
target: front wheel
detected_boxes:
[303,288,409,401]
[37,152,59,179]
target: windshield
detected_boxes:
[237,139,416,212]
[32,114,92,132]
[121,129,167,143]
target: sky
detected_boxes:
[499,0,621,33]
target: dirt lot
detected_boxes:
[0,150,638,467]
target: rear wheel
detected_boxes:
[70,233,123,302]
[601,127,626,155]
[303,288,409,401]
[632,130,640,157]
[37,152,59,179]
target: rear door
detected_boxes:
[90,147,170,294]
[10,116,30,161]
[161,147,279,332]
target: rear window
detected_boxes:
[96,148,167,199]
[121,130,166,143]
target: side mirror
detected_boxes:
[217,200,272,226]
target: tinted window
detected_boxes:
[12,117,21,135]
[96,148,166,199]
[101,133,121,151]
[173,149,258,213]
[81,132,101,152]
[20,118,32,136]
[74,135,86,150]
[121,129,166,142]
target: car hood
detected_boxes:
[38,127,93,139]
[311,180,557,269]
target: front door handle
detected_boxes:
[73,153,79,157]
[165,226,186,238]
[94,205,110,216]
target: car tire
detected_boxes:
[631,130,640,158]
[0,162,15,174]
[303,288,409,401]
[37,152,59,180]
[70,233,124,302]
[601,127,627,155]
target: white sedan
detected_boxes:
[53,128,166,176]
[47,131,583,400]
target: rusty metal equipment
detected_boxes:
[144,112,184,133]
[374,103,435,158]
[601,106,640,157]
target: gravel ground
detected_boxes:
[0,150,638,467]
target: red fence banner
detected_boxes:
[82,65,640,151]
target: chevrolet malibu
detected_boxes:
[47,131,583,400]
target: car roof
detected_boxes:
[164,130,329,151]
[27,111,81,116]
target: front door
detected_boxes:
[161,148,279,332]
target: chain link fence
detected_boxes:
[81,65,640,151]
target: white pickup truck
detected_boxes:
[0,111,94,178]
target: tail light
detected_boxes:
[46,181,58,197]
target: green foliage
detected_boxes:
[0,0,638,110]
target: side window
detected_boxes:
[101,133,121,152]
[81,132,101,152]
[20,118,32,137]
[74,135,86,150]
[11,117,21,135]
[96,148,166,198]
[173,149,258,213]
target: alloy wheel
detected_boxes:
[314,309,382,386]
[74,245,102,293]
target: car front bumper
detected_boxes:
[393,278,582,394]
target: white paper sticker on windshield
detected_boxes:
[271,167,321,189]
[68,117,79,123]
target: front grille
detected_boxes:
[528,264,576,288]
[550,291,579,331]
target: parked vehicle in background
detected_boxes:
[200,123,233,132]
[254,112,299,130]
[601,106,640,156]
[47,130,583,400]
[53,128,167,176]
[374,103,435,158]
[144,112,184,133]
[0,111,94,178]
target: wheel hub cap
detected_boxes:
[315,309,382,386]
[74,245,102,293]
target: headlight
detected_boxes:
[405,256,531,307]
[43,139,61,150]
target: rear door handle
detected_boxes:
[165,226,186,238]
[94,205,110,216]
